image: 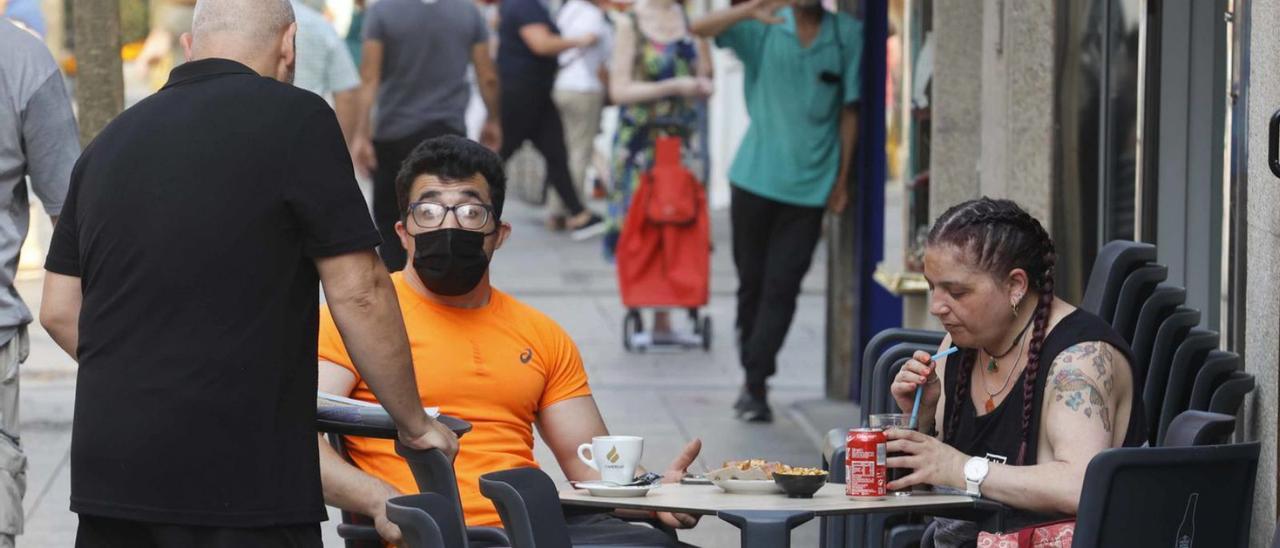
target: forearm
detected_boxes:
[691,2,755,37]
[42,319,78,360]
[609,79,682,105]
[325,271,430,436]
[334,90,360,145]
[529,35,581,57]
[975,461,1083,515]
[318,435,401,516]
[837,106,857,184]
[479,72,501,120]
[355,80,378,140]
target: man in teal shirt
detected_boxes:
[693,0,862,422]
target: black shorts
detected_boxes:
[75,515,321,548]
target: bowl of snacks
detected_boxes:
[707,460,786,494]
[771,467,828,498]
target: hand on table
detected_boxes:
[657,438,703,529]
[883,428,967,492]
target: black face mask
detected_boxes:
[412,228,492,296]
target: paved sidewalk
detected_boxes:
[15,198,838,547]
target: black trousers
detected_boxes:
[730,186,825,387]
[373,121,465,272]
[498,79,585,216]
[75,515,321,548]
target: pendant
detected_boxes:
[985,397,996,413]
[987,358,998,372]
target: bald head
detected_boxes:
[183,0,297,82]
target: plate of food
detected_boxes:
[707,460,796,494]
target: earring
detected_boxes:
[1011,295,1022,318]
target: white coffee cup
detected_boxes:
[576,436,644,484]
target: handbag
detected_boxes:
[976,519,1075,548]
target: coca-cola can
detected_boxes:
[846,428,886,499]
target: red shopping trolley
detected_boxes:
[616,136,712,352]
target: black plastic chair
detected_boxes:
[886,523,927,548]
[1190,351,1240,412]
[315,400,508,548]
[1164,410,1237,447]
[1073,442,1260,547]
[1155,328,1219,445]
[479,467,663,548]
[869,343,938,417]
[1141,307,1200,440]
[1080,241,1157,324]
[858,329,946,407]
[386,493,461,548]
[1128,285,1186,389]
[1109,264,1168,344]
[1208,371,1256,417]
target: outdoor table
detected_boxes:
[560,483,991,548]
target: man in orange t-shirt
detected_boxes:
[316,136,701,546]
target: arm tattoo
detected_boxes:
[1051,343,1115,433]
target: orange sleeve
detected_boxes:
[318,304,360,383]
[538,319,592,410]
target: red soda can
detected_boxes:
[845,428,886,499]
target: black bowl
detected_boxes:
[773,472,828,498]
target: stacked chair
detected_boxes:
[825,239,1261,548]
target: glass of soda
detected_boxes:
[868,413,914,496]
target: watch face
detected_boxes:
[965,458,988,480]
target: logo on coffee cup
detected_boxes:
[607,446,620,464]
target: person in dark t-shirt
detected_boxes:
[39,1,457,546]
[496,0,606,239]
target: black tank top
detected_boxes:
[942,309,1148,465]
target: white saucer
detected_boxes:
[572,481,657,498]
[711,478,784,494]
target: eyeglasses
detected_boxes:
[407,201,494,231]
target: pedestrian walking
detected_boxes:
[497,0,606,239]
[692,0,863,422]
[291,0,361,143]
[0,12,79,548]
[349,0,501,272]
[606,0,712,338]
[39,1,456,545]
[549,0,613,231]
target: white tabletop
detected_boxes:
[559,483,979,517]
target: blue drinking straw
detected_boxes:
[909,346,959,429]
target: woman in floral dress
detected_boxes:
[607,0,712,336]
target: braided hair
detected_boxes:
[927,198,1056,466]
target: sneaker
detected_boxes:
[738,396,773,423]
[570,214,607,241]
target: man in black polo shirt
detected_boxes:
[38,0,456,545]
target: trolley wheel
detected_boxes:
[688,308,701,333]
[623,310,643,352]
[700,316,712,351]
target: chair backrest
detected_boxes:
[1142,307,1200,439]
[1190,351,1240,412]
[1155,329,1219,445]
[1080,241,1156,323]
[858,329,946,406]
[869,343,937,419]
[1110,264,1168,344]
[1164,410,1237,447]
[386,493,459,548]
[479,468,574,548]
[395,443,469,545]
[1073,443,1260,548]
[1209,371,1256,417]
[1129,285,1186,386]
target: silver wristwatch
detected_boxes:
[964,456,990,497]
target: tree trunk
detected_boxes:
[72,0,123,146]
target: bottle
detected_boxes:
[1174,493,1198,548]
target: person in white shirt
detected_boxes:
[549,0,614,230]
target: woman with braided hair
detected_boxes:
[887,198,1147,547]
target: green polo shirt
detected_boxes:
[717,8,863,207]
